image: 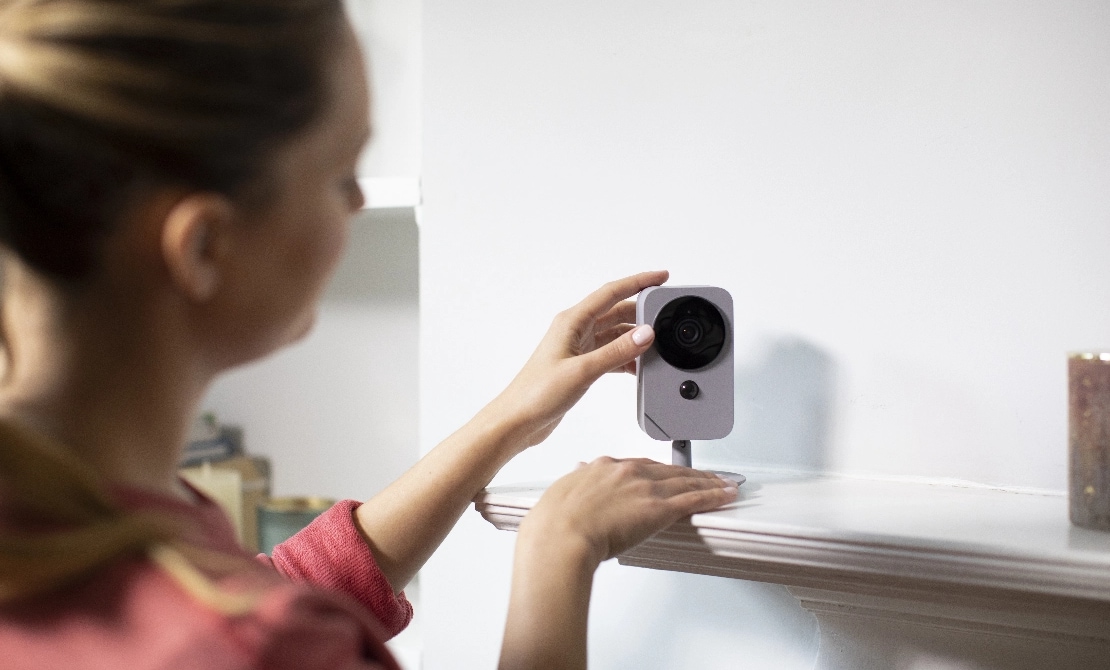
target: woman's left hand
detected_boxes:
[480,270,668,452]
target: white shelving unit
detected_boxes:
[475,471,1110,670]
[359,177,421,210]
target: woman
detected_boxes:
[0,1,738,668]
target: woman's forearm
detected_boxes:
[500,530,598,670]
[353,403,521,593]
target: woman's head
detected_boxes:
[0,0,350,284]
[0,0,369,607]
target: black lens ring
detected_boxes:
[653,296,726,370]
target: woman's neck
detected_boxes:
[0,261,211,500]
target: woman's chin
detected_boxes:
[288,311,318,344]
[217,311,320,373]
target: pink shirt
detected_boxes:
[0,486,411,670]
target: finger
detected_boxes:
[598,457,662,466]
[602,458,724,482]
[650,474,737,499]
[593,324,634,349]
[573,271,668,322]
[585,456,664,473]
[595,300,638,333]
[666,486,740,514]
[590,324,643,374]
[651,468,738,490]
[577,323,654,379]
[649,465,734,483]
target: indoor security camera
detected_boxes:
[637,286,734,465]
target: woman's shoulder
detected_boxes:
[0,554,400,670]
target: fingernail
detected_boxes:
[631,324,654,346]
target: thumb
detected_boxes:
[581,324,654,378]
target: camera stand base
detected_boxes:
[671,440,747,487]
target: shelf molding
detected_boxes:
[474,472,1110,669]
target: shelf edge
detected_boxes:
[359,177,421,209]
[473,486,1110,605]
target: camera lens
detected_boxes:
[653,296,727,370]
[679,380,700,399]
[675,319,703,347]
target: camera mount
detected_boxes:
[672,439,692,468]
[670,439,745,487]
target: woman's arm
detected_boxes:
[500,458,739,670]
[353,271,671,593]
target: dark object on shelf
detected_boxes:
[1069,353,1110,531]
[258,497,334,555]
[180,426,244,467]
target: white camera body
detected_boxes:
[637,286,734,441]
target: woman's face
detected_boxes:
[216,23,371,366]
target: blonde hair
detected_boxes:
[0,0,345,611]
[0,420,261,614]
[0,0,344,282]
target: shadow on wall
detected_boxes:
[699,337,836,471]
[325,207,419,305]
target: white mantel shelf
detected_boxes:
[475,472,1110,669]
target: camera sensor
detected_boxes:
[679,380,700,399]
[675,319,703,346]
[653,296,727,370]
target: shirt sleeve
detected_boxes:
[244,585,402,670]
[260,500,413,639]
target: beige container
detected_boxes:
[180,463,243,541]
[179,455,271,552]
[258,496,335,554]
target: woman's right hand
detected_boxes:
[478,270,669,455]
[518,457,739,567]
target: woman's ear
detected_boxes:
[160,194,235,302]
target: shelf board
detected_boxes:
[359,177,421,209]
[474,471,1110,604]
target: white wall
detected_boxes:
[346,0,421,179]
[420,1,1110,668]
